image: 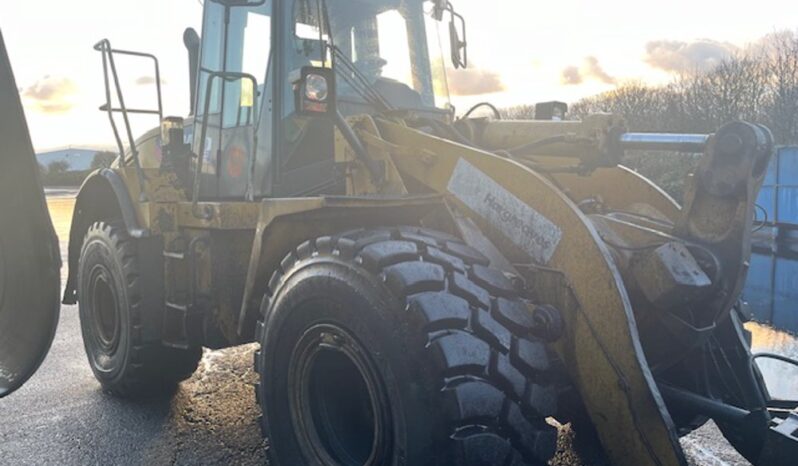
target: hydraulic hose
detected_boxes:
[335,111,384,184]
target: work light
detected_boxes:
[295,66,336,115]
[305,73,328,102]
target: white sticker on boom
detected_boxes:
[447,158,562,264]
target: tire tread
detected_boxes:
[256,226,557,465]
[79,221,201,397]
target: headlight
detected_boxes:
[295,66,335,116]
[305,74,328,102]
[160,116,184,146]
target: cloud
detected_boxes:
[560,66,582,85]
[644,39,738,73]
[446,66,506,96]
[583,56,616,84]
[560,56,616,85]
[21,76,78,114]
[135,75,167,86]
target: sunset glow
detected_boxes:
[1,0,795,150]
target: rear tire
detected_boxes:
[256,227,558,466]
[78,221,201,397]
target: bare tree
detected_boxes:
[47,160,70,175]
[502,31,798,198]
[501,104,536,120]
[91,151,118,170]
[762,31,798,144]
[569,81,681,131]
[672,52,769,134]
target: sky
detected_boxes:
[0,0,796,151]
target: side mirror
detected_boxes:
[294,66,336,116]
[448,7,467,69]
[183,28,200,116]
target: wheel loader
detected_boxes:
[2,1,798,465]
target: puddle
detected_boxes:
[47,195,76,282]
[748,322,798,400]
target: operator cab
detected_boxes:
[191,0,460,200]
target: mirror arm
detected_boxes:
[452,9,467,68]
[446,3,468,69]
[457,11,467,67]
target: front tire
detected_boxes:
[256,227,558,466]
[77,221,201,397]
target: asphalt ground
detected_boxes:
[4,194,793,465]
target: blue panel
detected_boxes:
[751,225,777,252]
[764,153,778,186]
[780,228,798,256]
[777,187,798,225]
[757,186,776,224]
[773,256,798,333]
[775,147,798,226]
[743,253,774,323]
[777,147,798,185]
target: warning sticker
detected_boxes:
[447,158,562,264]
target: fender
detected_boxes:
[62,168,148,304]
[236,194,448,340]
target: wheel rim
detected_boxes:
[288,323,392,466]
[88,265,120,354]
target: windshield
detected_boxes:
[294,0,451,111]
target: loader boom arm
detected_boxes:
[0,29,61,398]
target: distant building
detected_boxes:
[36,146,115,173]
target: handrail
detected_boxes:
[94,39,164,201]
[192,71,259,219]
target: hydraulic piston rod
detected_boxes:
[619,132,710,153]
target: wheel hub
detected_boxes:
[89,266,120,353]
[289,323,392,466]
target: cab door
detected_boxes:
[0,30,61,398]
[193,0,274,200]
